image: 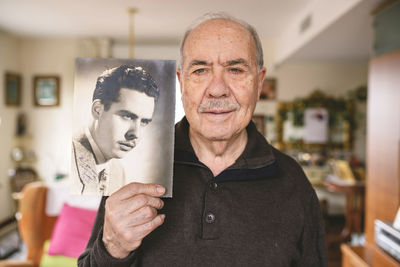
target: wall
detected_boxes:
[19,38,79,181]
[275,0,363,64]
[275,62,368,100]
[0,36,95,221]
[112,41,180,61]
[0,31,21,221]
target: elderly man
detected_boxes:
[71,65,159,195]
[79,13,327,266]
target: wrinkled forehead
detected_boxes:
[182,19,257,65]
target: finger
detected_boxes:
[134,214,166,239]
[104,195,163,231]
[125,205,160,228]
[114,182,165,200]
[123,194,164,214]
[111,194,163,218]
[107,214,165,253]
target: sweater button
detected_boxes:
[205,212,215,223]
[209,182,218,191]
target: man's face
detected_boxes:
[93,88,155,161]
[178,19,266,141]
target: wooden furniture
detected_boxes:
[323,179,365,244]
[341,48,400,266]
[0,260,35,266]
[341,244,373,267]
[17,182,58,266]
[342,244,400,267]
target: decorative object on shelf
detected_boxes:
[276,89,357,150]
[348,85,367,102]
[260,78,276,100]
[5,72,22,106]
[9,167,38,193]
[304,108,329,144]
[16,112,27,136]
[329,159,356,184]
[10,112,37,168]
[33,75,60,107]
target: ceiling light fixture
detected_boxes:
[127,8,138,59]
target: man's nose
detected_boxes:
[206,69,230,98]
[125,119,140,141]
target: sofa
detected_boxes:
[16,181,100,267]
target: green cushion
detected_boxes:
[40,240,77,267]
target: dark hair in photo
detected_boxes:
[93,65,159,111]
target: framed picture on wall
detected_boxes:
[5,72,22,106]
[260,78,276,100]
[33,76,60,106]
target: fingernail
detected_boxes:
[156,185,165,194]
[160,214,166,220]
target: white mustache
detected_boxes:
[198,99,240,112]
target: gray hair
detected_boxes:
[179,12,264,70]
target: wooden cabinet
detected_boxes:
[342,244,400,267]
[342,48,400,267]
[341,244,372,267]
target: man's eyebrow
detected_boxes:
[117,110,138,119]
[189,60,211,67]
[222,58,249,67]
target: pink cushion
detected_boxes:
[48,203,97,258]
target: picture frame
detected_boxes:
[5,72,22,106]
[260,78,276,100]
[33,76,60,107]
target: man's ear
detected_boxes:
[176,70,184,94]
[256,67,267,100]
[91,99,104,120]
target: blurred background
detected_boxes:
[0,0,399,266]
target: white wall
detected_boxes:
[274,0,363,64]
[112,41,180,61]
[275,62,368,100]
[19,38,79,182]
[0,31,21,221]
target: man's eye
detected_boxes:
[193,68,207,75]
[122,115,131,120]
[141,120,150,126]
[229,68,244,74]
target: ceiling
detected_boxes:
[0,0,312,41]
[0,0,383,62]
[289,0,380,63]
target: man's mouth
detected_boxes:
[118,141,135,151]
[203,109,234,115]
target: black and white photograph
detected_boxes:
[70,58,175,197]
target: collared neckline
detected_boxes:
[174,117,279,182]
[85,127,107,165]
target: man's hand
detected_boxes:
[102,182,166,258]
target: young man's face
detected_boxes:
[92,88,155,161]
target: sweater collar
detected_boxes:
[174,117,279,181]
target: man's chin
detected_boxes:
[112,150,131,159]
[198,128,234,142]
